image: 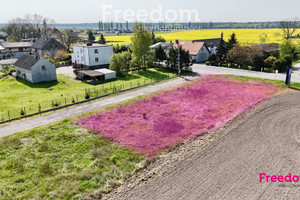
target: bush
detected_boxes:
[55,50,70,62]
[253,55,265,71]
[205,61,210,65]
[273,58,289,72]
[264,56,277,69]
[208,54,217,62]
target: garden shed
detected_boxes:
[76,70,105,82]
[95,69,116,80]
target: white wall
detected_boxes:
[15,66,33,82]
[31,58,57,83]
[72,45,113,67]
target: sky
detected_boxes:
[1,0,300,23]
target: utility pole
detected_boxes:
[178,46,181,76]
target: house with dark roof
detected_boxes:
[192,38,220,54]
[173,41,210,63]
[14,54,57,83]
[31,37,66,58]
[150,42,174,50]
[255,43,279,57]
[46,27,63,40]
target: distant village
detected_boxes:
[0,15,291,85]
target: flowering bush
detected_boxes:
[78,75,279,157]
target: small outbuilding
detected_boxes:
[14,55,57,83]
[95,69,116,80]
[76,70,105,82]
[76,69,116,82]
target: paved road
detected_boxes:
[192,64,300,83]
[0,77,197,138]
[114,91,300,200]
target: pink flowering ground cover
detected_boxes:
[78,75,280,157]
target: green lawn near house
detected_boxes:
[0,68,176,120]
[0,119,145,199]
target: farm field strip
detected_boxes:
[102,29,292,45]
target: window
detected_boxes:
[94,49,98,54]
[41,66,46,71]
[95,57,99,62]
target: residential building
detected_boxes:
[150,42,174,51]
[46,27,63,40]
[31,37,66,58]
[71,43,113,69]
[0,42,32,60]
[14,55,57,83]
[173,41,210,63]
[255,43,279,57]
[192,38,220,54]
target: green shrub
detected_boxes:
[273,58,289,72]
[264,56,277,69]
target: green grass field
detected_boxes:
[0,68,176,121]
[0,118,144,199]
[100,29,300,46]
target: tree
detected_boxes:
[216,32,228,63]
[279,39,295,57]
[227,45,263,67]
[88,30,95,41]
[155,45,167,62]
[279,18,299,39]
[168,47,190,68]
[264,56,277,69]
[4,19,23,42]
[61,29,78,52]
[109,51,132,76]
[154,36,166,44]
[54,49,70,61]
[131,23,154,70]
[259,33,269,44]
[126,21,129,30]
[227,32,238,50]
[273,56,291,72]
[99,34,106,44]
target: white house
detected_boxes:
[14,55,57,83]
[173,41,210,63]
[71,43,113,69]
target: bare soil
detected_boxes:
[104,91,300,200]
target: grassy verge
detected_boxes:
[0,68,176,120]
[223,74,300,89]
[0,118,145,199]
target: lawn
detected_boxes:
[101,29,298,46]
[0,75,284,199]
[0,119,144,199]
[78,75,280,157]
[0,68,176,120]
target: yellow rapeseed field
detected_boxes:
[102,29,294,46]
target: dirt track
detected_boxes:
[105,91,300,200]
